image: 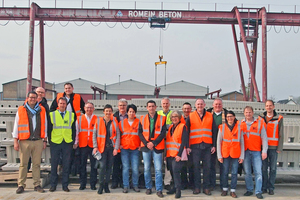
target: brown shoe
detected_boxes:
[63,186,70,192]
[230,192,238,198]
[34,185,45,193]
[203,189,211,195]
[146,189,152,195]
[193,188,200,194]
[221,190,228,196]
[16,186,24,194]
[156,191,164,198]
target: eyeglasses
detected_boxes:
[226,115,234,118]
[28,96,37,99]
[85,107,94,109]
[171,116,179,118]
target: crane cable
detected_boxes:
[159,28,163,61]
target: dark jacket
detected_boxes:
[50,92,85,121]
[259,110,284,152]
[39,97,51,137]
[185,109,218,148]
[113,110,128,123]
[138,112,167,153]
[206,107,228,126]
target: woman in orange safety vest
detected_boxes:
[217,111,244,198]
[118,104,141,193]
[166,110,189,199]
[92,104,120,195]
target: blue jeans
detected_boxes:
[142,150,163,191]
[222,157,239,191]
[262,149,278,191]
[121,148,140,188]
[243,150,263,194]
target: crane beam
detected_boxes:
[1,6,300,26]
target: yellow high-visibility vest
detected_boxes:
[50,110,74,144]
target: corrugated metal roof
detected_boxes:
[54,78,208,97]
[55,78,104,94]
[2,77,53,85]
[159,80,207,96]
[219,91,243,97]
[106,79,154,95]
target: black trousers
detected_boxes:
[192,147,211,190]
[180,154,194,188]
[50,141,73,188]
[167,157,184,189]
[111,152,122,185]
[79,146,97,187]
[98,147,114,185]
[70,148,80,176]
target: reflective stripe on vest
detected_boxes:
[78,114,97,148]
[140,114,165,150]
[57,93,82,117]
[242,118,264,151]
[267,120,279,141]
[17,106,46,140]
[121,120,139,136]
[119,118,140,150]
[157,110,172,125]
[166,123,185,157]
[96,117,117,153]
[220,122,242,158]
[141,115,164,136]
[50,110,74,144]
[189,111,213,145]
[221,123,241,143]
[265,115,283,146]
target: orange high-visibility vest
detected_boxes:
[180,116,186,124]
[95,117,118,153]
[17,106,46,140]
[119,118,141,150]
[77,114,97,148]
[140,114,166,150]
[189,111,213,145]
[166,123,186,157]
[57,93,82,117]
[262,115,283,147]
[220,121,242,159]
[241,118,265,151]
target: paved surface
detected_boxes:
[0,182,300,200]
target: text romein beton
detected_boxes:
[128,10,182,18]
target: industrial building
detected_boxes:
[2,78,208,102]
[2,78,54,101]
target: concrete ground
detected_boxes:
[0,181,299,200]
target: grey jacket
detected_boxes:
[93,117,120,150]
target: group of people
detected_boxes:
[12,83,283,199]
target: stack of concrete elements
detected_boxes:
[0,101,22,167]
[0,101,51,172]
[0,99,300,175]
